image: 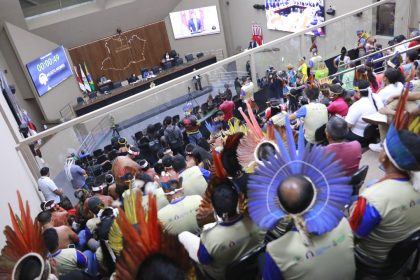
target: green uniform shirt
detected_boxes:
[158,195,201,235]
[267,218,355,280]
[180,166,208,197]
[199,216,264,280]
[356,179,420,262]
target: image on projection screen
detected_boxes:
[265,0,325,36]
[169,6,221,40]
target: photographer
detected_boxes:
[268,70,285,102]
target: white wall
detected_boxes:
[164,0,228,60]
[0,89,42,248]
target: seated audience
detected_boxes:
[37,210,79,250]
[158,174,201,235]
[350,127,420,267]
[327,84,350,117]
[179,184,263,280]
[345,80,378,145]
[172,154,209,197]
[325,117,362,176]
[289,87,328,144]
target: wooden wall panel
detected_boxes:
[68,21,171,83]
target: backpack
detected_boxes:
[167,126,182,148]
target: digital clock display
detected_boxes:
[26,46,73,97]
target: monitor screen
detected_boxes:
[265,0,325,36]
[26,46,73,97]
[169,6,221,40]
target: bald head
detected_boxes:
[277,175,315,214]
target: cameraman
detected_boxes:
[268,70,285,102]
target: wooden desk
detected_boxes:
[74,55,217,116]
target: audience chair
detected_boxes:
[196,52,204,58]
[108,150,118,161]
[113,82,122,89]
[175,57,184,66]
[134,131,144,141]
[225,244,267,280]
[103,144,113,153]
[96,154,108,165]
[85,176,95,189]
[350,165,369,196]
[101,161,112,173]
[356,230,420,279]
[90,165,103,177]
[314,124,328,145]
[152,66,160,75]
[185,54,194,62]
[77,97,84,105]
[163,61,172,70]
[93,149,103,158]
[88,91,98,99]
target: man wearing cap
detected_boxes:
[179,184,264,280]
[219,92,235,122]
[350,125,420,267]
[158,174,202,235]
[38,167,63,204]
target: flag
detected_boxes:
[84,62,96,91]
[74,66,86,92]
[252,23,263,46]
[79,64,91,92]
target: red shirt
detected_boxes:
[219,100,235,121]
[325,141,362,176]
[327,97,349,117]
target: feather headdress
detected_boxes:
[0,191,45,278]
[247,118,352,244]
[115,193,191,279]
[237,100,278,170]
[383,69,420,190]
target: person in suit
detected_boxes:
[188,10,202,34]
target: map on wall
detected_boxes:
[101,34,147,71]
[265,0,325,36]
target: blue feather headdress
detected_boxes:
[247,117,352,238]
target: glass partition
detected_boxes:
[19,0,93,18]
[16,0,395,191]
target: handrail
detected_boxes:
[327,44,420,79]
[16,0,392,147]
[341,35,420,68]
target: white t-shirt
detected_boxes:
[345,96,378,137]
[38,176,61,203]
[376,82,404,109]
[334,55,351,66]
